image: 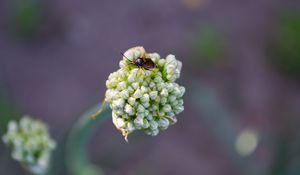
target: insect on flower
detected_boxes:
[120,52,157,70]
[92,46,185,142]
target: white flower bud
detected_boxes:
[142,119,150,129]
[166,54,176,63]
[141,94,150,102]
[120,89,129,99]
[142,102,150,108]
[142,81,148,86]
[132,82,139,90]
[137,104,145,113]
[158,59,166,67]
[157,82,165,91]
[123,50,135,61]
[154,96,161,103]
[146,114,153,120]
[137,76,144,83]
[144,110,149,116]
[128,68,138,79]
[168,95,177,102]
[114,109,125,116]
[127,86,134,94]
[128,97,136,106]
[160,88,169,97]
[159,111,165,117]
[140,86,148,93]
[166,65,176,74]
[8,121,17,131]
[178,99,184,105]
[166,75,173,81]
[117,81,127,91]
[173,87,181,96]
[174,106,184,114]
[116,118,126,128]
[119,60,127,69]
[127,74,136,83]
[134,117,144,129]
[149,82,156,88]
[149,120,158,129]
[2,116,56,174]
[105,90,117,101]
[112,98,125,109]
[165,115,177,124]
[149,128,159,136]
[152,111,158,117]
[131,47,145,58]
[127,122,135,133]
[163,104,172,113]
[154,76,163,83]
[133,89,143,99]
[171,100,179,106]
[159,118,170,130]
[166,83,174,92]
[149,91,158,100]
[151,105,158,111]
[106,79,118,88]
[104,46,185,140]
[118,70,126,79]
[147,53,160,62]
[124,104,135,116]
[137,113,145,119]
[161,97,167,105]
[179,86,185,97]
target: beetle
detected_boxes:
[120,52,157,70]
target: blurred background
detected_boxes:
[0,0,300,174]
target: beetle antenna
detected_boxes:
[120,52,133,62]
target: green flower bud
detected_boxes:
[104,46,185,141]
[2,116,56,174]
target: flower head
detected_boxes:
[105,46,185,141]
[2,116,56,174]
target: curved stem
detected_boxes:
[66,103,111,175]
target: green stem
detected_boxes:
[66,103,111,175]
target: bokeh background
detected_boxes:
[1,0,300,174]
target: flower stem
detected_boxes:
[66,102,110,175]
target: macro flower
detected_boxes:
[105,46,185,141]
[2,116,56,174]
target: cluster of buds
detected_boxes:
[2,116,56,174]
[105,46,185,141]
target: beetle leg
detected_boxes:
[138,67,145,76]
